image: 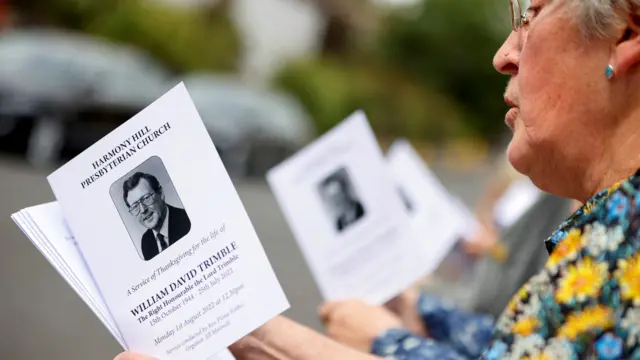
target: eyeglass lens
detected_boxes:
[511,0,531,31]
[129,194,155,215]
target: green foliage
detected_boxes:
[13,0,240,73]
[273,57,470,142]
[273,0,512,144]
[377,0,511,141]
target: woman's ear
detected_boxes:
[613,14,640,76]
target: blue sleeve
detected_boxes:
[416,292,495,358]
[372,328,468,360]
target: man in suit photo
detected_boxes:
[318,169,366,233]
[123,172,191,261]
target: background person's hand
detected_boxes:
[461,224,499,257]
[385,282,427,337]
[113,352,158,360]
[319,299,404,352]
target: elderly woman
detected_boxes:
[116,0,640,358]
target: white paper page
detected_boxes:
[47,83,288,360]
[14,211,96,312]
[23,205,115,320]
[493,178,541,229]
[11,209,126,347]
[386,139,469,274]
[12,206,237,360]
[17,211,126,345]
[267,111,429,304]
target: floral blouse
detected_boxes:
[373,170,640,359]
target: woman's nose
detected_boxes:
[493,32,520,76]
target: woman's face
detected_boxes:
[493,0,614,198]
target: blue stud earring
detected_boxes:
[606,65,615,80]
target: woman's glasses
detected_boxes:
[510,0,530,31]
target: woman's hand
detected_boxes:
[461,224,511,262]
[319,300,404,352]
[461,224,497,256]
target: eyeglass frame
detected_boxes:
[510,0,529,32]
[128,193,158,216]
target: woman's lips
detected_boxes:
[505,108,519,129]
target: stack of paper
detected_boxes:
[11,84,289,360]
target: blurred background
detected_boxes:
[0,0,513,359]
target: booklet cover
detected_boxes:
[386,139,473,274]
[46,83,289,359]
[266,111,430,305]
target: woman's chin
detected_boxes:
[506,137,532,176]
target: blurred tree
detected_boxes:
[276,0,511,145]
[273,56,469,143]
[377,0,511,143]
[298,0,380,56]
[11,0,241,73]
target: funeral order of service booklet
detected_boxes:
[46,83,289,359]
[267,111,431,305]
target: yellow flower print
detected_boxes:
[517,285,530,300]
[506,285,530,314]
[522,355,550,360]
[583,201,594,214]
[557,305,615,340]
[555,257,609,304]
[615,253,640,306]
[547,229,583,269]
[512,316,539,336]
[607,181,623,195]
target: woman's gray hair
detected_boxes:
[573,0,637,39]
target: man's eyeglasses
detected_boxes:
[510,0,530,32]
[128,193,156,215]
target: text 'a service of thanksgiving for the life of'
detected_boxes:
[80,123,172,189]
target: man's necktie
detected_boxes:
[157,233,168,251]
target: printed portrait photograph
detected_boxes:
[317,167,367,233]
[110,156,191,261]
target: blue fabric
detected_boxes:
[372,293,495,359]
[372,328,468,360]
